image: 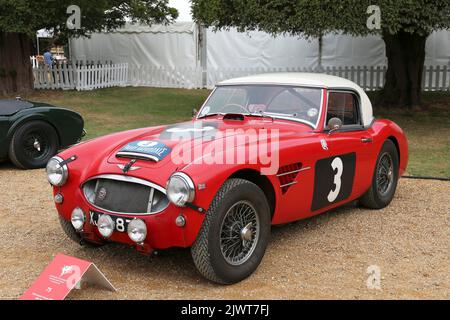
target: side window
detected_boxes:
[327,92,360,126]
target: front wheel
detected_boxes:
[360,139,399,209]
[191,179,271,284]
[9,120,59,169]
[59,216,103,248]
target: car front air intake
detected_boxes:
[82,174,169,215]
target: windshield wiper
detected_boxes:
[247,111,274,119]
[197,113,222,119]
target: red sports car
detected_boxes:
[47,73,408,284]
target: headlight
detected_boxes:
[127,219,147,243]
[97,214,115,238]
[46,157,68,187]
[166,172,195,207]
[71,207,85,231]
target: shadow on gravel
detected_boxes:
[0,161,16,170]
[270,201,359,241]
[69,201,362,285]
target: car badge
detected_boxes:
[97,187,107,201]
[117,159,140,174]
[321,139,329,151]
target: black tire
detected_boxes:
[59,216,103,247]
[360,140,399,209]
[191,178,271,284]
[8,120,59,169]
[59,216,82,244]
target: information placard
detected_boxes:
[20,254,116,300]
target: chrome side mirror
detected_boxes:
[192,108,198,118]
[327,117,343,134]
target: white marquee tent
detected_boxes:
[69,22,450,89]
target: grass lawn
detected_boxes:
[22,87,210,139]
[15,87,450,178]
[369,91,450,178]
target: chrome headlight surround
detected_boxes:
[166,172,195,207]
[46,156,69,187]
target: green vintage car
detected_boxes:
[0,98,85,169]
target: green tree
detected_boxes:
[192,0,450,108]
[0,0,178,94]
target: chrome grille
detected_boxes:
[82,175,169,215]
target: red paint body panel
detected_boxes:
[53,89,408,253]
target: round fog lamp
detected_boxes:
[98,214,115,238]
[127,219,147,243]
[71,207,85,231]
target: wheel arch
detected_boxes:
[387,135,400,164]
[228,169,277,220]
[7,116,61,147]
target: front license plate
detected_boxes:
[89,211,131,233]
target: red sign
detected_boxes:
[20,254,116,300]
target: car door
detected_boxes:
[311,90,373,212]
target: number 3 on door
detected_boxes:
[311,152,356,212]
[327,157,343,202]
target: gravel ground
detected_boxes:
[0,163,448,300]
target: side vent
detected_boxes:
[277,163,303,194]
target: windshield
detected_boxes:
[198,85,323,128]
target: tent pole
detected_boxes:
[37,34,40,55]
[68,37,72,61]
[198,23,208,88]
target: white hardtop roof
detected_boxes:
[219,72,361,90]
[218,72,374,127]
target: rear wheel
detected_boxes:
[9,120,59,169]
[360,140,399,209]
[191,179,271,284]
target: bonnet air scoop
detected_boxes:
[116,140,171,162]
[222,113,245,121]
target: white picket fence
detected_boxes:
[207,65,450,91]
[33,63,128,91]
[32,61,450,92]
[30,56,39,69]
[128,65,203,89]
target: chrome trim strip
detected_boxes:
[196,85,324,130]
[277,166,311,177]
[195,87,218,120]
[147,187,155,213]
[82,174,168,216]
[87,174,167,194]
[116,152,159,162]
[280,181,298,188]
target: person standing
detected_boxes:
[43,47,54,84]
[43,47,54,66]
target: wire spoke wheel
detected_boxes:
[220,200,260,266]
[22,130,50,160]
[376,152,394,196]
